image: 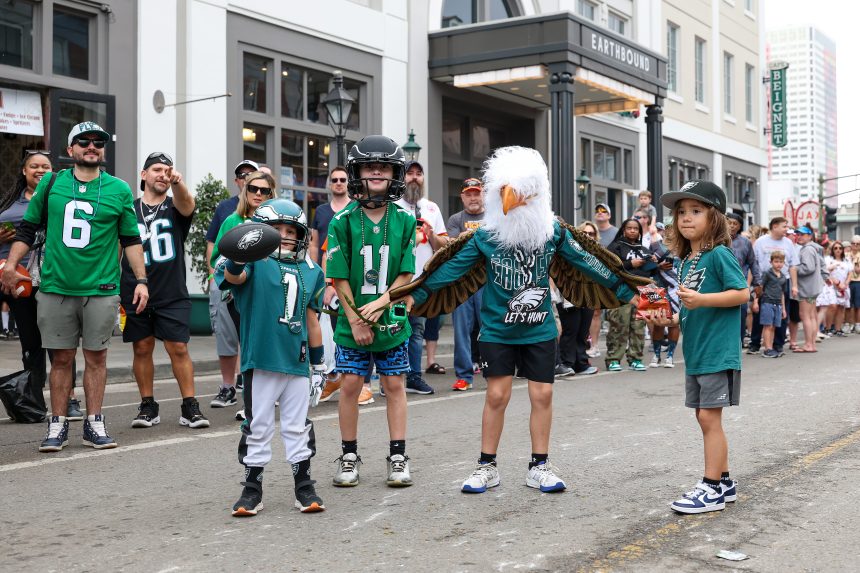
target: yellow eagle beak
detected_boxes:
[501,185,530,215]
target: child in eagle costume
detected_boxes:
[390,146,648,494]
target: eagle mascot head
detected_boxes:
[481,146,555,252]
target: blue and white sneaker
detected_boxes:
[405,377,435,395]
[39,416,69,452]
[578,366,599,375]
[462,462,500,493]
[82,414,117,449]
[670,481,725,514]
[721,478,737,502]
[526,462,566,492]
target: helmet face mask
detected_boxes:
[252,199,309,261]
[346,135,406,208]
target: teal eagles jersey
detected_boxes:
[412,220,636,344]
[326,202,416,351]
[677,245,748,375]
[216,255,325,377]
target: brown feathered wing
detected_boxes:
[550,220,652,309]
[389,230,485,318]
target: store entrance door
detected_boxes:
[49,89,116,174]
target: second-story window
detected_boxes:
[667,23,679,93]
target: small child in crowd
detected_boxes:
[753,251,787,358]
[644,180,749,514]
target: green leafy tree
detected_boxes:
[187,174,229,291]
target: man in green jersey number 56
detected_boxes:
[1,122,149,453]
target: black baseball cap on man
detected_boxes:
[140,151,174,191]
[405,160,423,173]
[661,180,727,214]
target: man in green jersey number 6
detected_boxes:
[1,122,149,453]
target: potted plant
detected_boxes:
[187,173,229,335]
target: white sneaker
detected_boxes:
[649,355,661,368]
[663,356,675,368]
[586,347,601,358]
[526,462,566,492]
[670,481,725,514]
[386,454,413,487]
[333,453,362,487]
[461,462,501,493]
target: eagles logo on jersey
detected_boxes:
[504,285,549,325]
[684,267,706,291]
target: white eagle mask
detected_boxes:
[481,146,555,253]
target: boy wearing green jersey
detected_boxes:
[326,136,416,488]
[1,122,149,452]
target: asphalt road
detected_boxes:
[1,338,858,572]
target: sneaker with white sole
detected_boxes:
[405,377,435,395]
[461,462,500,493]
[294,480,325,513]
[649,355,661,368]
[629,359,647,371]
[210,386,237,408]
[39,416,69,452]
[180,398,210,428]
[670,481,725,514]
[577,365,599,375]
[607,360,622,372]
[82,414,117,449]
[358,386,375,405]
[333,453,361,486]
[452,379,472,391]
[586,347,601,358]
[721,478,737,502]
[66,398,84,421]
[526,462,566,492]
[235,409,246,421]
[663,356,675,368]
[386,454,413,487]
[131,398,160,428]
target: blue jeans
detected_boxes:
[407,315,426,382]
[452,289,483,382]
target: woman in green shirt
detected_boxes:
[211,171,275,267]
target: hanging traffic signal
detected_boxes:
[824,205,838,235]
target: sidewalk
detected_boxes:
[0,324,457,385]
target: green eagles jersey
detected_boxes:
[412,220,636,345]
[215,255,325,377]
[326,202,416,351]
[210,212,248,267]
[677,245,748,375]
[23,169,139,296]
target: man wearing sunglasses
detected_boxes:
[119,152,208,430]
[309,166,351,266]
[2,121,148,452]
[588,203,617,359]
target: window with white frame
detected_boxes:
[745,64,754,123]
[578,0,597,21]
[608,12,628,36]
[667,23,679,93]
[723,52,734,115]
[695,37,706,103]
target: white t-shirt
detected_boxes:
[395,197,447,278]
[753,235,798,279]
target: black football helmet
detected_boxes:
[346,135,406,208]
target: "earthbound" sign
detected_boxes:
[585,29,652,74]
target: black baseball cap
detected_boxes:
[140,151,174,191]
[405,160,423,173]
[661,180,727,214]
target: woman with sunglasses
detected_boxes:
[816,241,851,336]
[0,151,84,418]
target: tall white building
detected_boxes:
[767,26,838,206]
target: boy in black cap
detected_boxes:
[121,152,208,429]
[644,180,749,514]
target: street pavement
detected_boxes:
[1,328,858,572]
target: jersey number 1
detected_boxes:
[279,271,300,324]
[360,244,389,295]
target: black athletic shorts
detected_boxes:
[122,300,191,343]
[479,339,556,383]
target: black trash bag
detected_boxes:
[0,370,47,423]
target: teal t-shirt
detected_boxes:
[216,255,325,377]
[677,245,748,375]
[412,220,635,344]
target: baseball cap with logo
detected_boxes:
[660,180,727,214]
[595,202,611,215]
[67,122,111,146]
[234,159,260,177]
[141,152,175,191]
[462,177,482,192]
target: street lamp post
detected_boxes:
[323,70,355,167]
[574,169,591,223]
[402,129,422,162]
[741,188,756,225]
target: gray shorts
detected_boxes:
[685,370,741,409]
[36,291,120,351]
[209,281,239,357]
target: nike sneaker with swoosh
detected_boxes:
[670,481,725,514]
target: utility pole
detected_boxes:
[818,173,825,235]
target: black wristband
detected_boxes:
[136,277,148,285]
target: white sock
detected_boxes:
[1,311,8,330]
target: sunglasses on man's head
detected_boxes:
[73,139,106,149]
[247,184,273,196]
[331,177,347,183]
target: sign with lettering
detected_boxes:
[0,88,44,136]
[769,62,789,148]
[585,29,654,76]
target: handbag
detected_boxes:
[0,370,47,423]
